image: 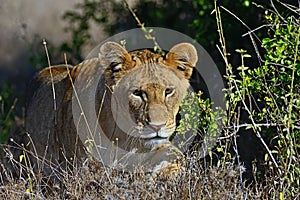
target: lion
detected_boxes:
[25,41,198,175]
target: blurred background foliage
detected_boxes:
[58,0,268,67]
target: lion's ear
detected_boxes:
[99,42,132,87]
[165,43,198,79]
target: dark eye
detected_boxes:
[132,89,143,97]
[110,62,122,73]
[177,65,186,71]
[165,87,175,96]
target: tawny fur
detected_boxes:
[25,42,198,174]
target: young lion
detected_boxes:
[25,42,198,175]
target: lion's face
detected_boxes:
[99,42,198,150]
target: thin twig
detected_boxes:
[270,0,287,23]
[42,40,57,124]
[277,1,300,15]
[242,24,272,37]
[122,0,162,52]
[3,98,18,123]
[220,6,261,43]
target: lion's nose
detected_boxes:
[149,123,165,132]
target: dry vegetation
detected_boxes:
[0,146,267,199]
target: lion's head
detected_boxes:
[97,42,198,151]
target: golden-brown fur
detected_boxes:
[25,42,198,174]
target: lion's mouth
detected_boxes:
[147,136,168,140]
[141,134,168,141]
[144,135,168,141]
[137,129,171,149]
[139,131,169,139]
[143,135,169,149]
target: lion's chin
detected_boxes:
[143,137,169,150]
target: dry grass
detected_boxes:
[0,141,282,199]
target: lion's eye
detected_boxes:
[165,87,175,96]
[110,62,122,73]
[132,89,147,100]
[132,89,143,97]
[177,65,186,71]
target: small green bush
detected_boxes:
[217,2,299,198]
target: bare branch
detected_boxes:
[122,0,162,52]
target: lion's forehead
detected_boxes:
[129,49,164,65]
[123,66,183,88]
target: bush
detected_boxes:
[215,1,299,198]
